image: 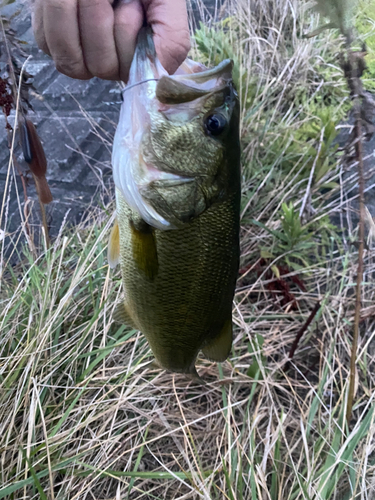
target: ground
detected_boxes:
[0,0,224,240]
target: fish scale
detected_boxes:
[115,187,240,375]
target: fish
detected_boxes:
[109,27,241,380]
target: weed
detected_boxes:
[1,0,375,498]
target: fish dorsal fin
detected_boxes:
[130,220,159,280]
[201,319,233,362]
[108,219,120,269]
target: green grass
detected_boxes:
[356,0,375,89]
[1,0,375,498]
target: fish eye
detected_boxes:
[205,114,227,136]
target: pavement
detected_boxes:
[0,0,223,242]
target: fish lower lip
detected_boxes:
[140,157,193,185]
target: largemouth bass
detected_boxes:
[109,28,240,379]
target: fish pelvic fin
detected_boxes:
[113,301,137,328]
[130,219,159,281]
[108,219,120,269]
[201,319,233,362]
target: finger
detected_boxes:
[78,0,119,80]
[32,0,51,55]
[143,0,190,74]
[114,0,144,82]
[43,0,92,79]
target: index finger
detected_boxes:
[43,0,92,79]
[33,0,51,55]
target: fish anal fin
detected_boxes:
[130,220,158,280]
[108,219,120,269]
[113,302,136,328]
[202,319,233,362]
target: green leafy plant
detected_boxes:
[355,0,375,89]
[194,21,258,109]
[247,333,267,379]
[253,202,316,271]
[303,107,341,187]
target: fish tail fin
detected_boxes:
[188,366,206,385]
[129,26,165,85]
[135,26,156,62]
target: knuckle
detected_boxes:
[92,66,118,80]
[176,34,191,60]
[54,57,91,79]
[79,0,103,8]
[165,33,191,70]
[35,34,50,55]
[48,0,68,10]
[85,52,119,80]
[156,25,191,71]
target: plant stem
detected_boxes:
[346,101,365,424]
[286,301,321,366]
[33,174,50,250]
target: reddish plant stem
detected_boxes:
[287,301,321,363]
[5,126,35,255]
[346,111,365,424]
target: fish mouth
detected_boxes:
[112,28,235,230]
[155,59,234,105]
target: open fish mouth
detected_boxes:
[112,28,235,230]
[158,58,233,101]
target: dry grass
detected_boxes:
[1,0,375,499]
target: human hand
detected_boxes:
[32,0,190,81]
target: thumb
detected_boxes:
[143,0,190,74]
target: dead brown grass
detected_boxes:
[1,0,375,499]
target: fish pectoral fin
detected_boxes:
[130,219,159,280]
[108,219,120,269]
[202,319,233,362]
[113,302,136,328]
